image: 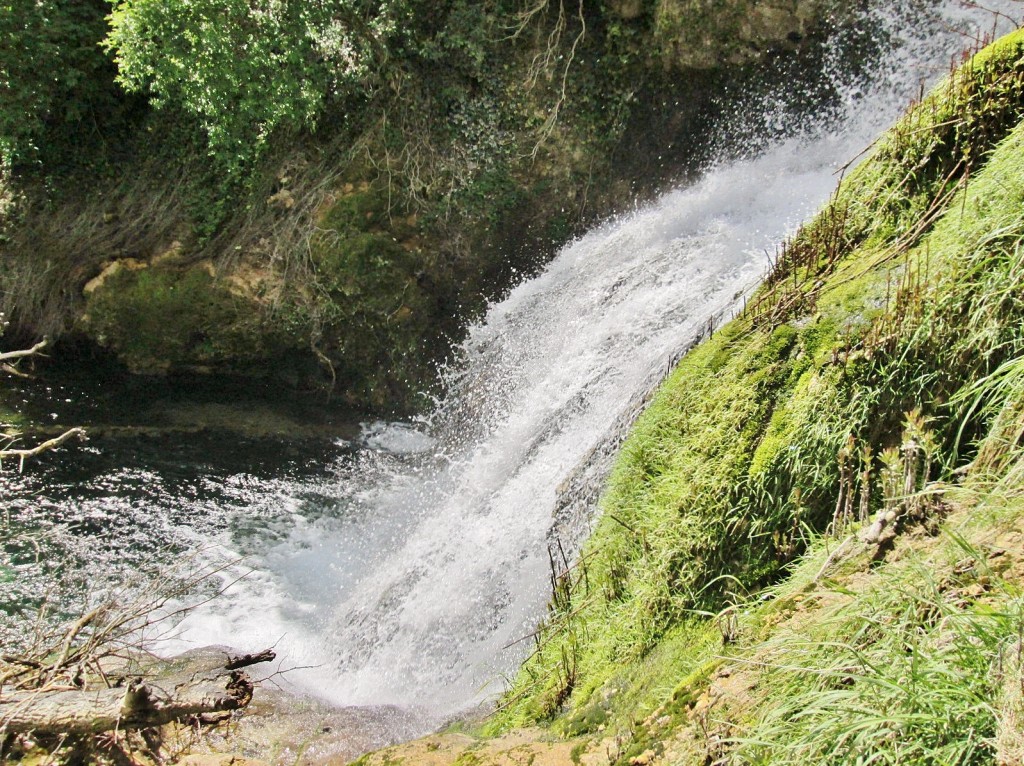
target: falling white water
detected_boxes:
[171,0,1024,723]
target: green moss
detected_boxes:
[652,0,824,69]
[563,703,609,738]
[569,740,587,764]
[309,199,445,409]
[452,747,485,766]
[754,323,798,364]
[315,232,412,296]
[349,754,404,766]
[749,367,822,478]
[319,185,400,236]
[838,28,1024,251]
[83,265,301,375]
[969,27,1024,70]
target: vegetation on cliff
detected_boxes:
[1,0,842,409]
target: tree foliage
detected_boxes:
[105,0,407,171]
[1,0,594,185]
[0,0,115,171]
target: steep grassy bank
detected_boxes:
[1,0,860,411]
[358,26,1024,766]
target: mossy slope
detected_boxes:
[463,27,1024,766]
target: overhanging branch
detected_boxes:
[0,338,48,364]
[0,428,87,472]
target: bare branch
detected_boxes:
[224,649,278,671]
[0,338,48,364]
[1,363,31,378]
[0,427,87,472]
[0,551,271,761]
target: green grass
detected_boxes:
[732,533,1021,765]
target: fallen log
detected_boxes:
[0,650,274,736]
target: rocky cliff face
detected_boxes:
[651,0,825,68]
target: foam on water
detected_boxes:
[169,0,1024,722]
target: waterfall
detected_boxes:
[173,0,1023,724]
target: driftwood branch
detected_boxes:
[1,363,31,378]
[0,427,87,471]
[0,651,275,736]
[0,338,48,364]
[223,649,277,671]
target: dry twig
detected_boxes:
[0,557,268,762]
